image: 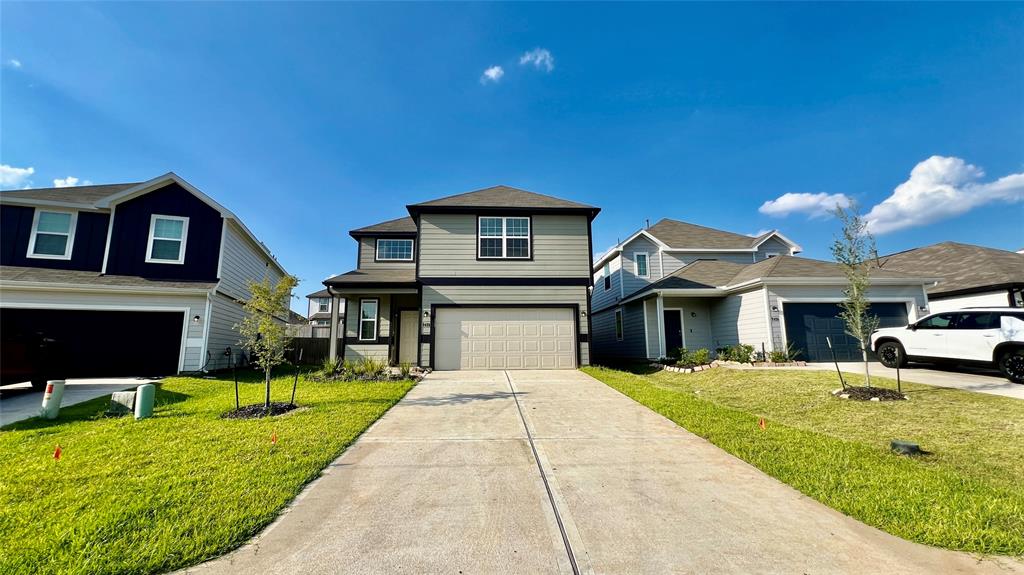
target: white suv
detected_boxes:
[870,308,1024,383]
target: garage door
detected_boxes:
[783,302,909,362]
[1,308,184,381]
[434,308,576,370]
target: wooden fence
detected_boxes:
[288,338,342,365]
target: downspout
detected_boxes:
[327,285,341,361]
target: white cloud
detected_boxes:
[7,59,22,68]
[480,65,504,84]
[53,176,92,188]
[519,48,554,72]
[0,164,35,188]
[864,156,1024,234]
[747,229,773,238]
[758,192,852,219]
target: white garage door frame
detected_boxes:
[429,303,581,370]
[775,297,916,354]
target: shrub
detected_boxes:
[690,348,710,366]
[717,344,754,363]
[322,358,339,375]
[399,362,412,379]
[769,350,789,363]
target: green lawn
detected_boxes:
[0,371,414,575]
[583,365,1024,557]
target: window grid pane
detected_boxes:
[37,212,72,233]
[154,218,184,239]
[150,239,182,261]
[377,239,413,260]
[506,238,529,258]
[480,238,503,257]
[479,218,503,237]
[506,218,529,237]
[33,234,68,256]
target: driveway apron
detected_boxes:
[190,370,1022,575]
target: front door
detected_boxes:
[398,310,419,365]
[663,310,683,354]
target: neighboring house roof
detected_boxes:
[593,218,802,271]
[877,242,1024,298]
[349,216,418,238]
[323,268,417,288]
[287,310,307,324]
[406,185,600,218]
[307,311,339,320]
[0,265,216,292]
[617,255,933,304]
[307,288,331,298]
[0,172,288,277]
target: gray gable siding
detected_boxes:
[218,220,284,302]
[418,213,590,278]
[754,236,793,260]
[619,236,663,297]
[358,236,416,270]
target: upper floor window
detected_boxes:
[765,252,780,259]
[634,252,649,278]
[146,215,189,264]
[28,210,77,260]
[603,262,611,291]
[317,298,329,313]
[376,238,414,261]
[478,216,530,259]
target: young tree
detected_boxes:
[237,274,299,410]
[831,205,881,387]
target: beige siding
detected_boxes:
[218,220,285,302]
[418,214,591,278]
[344,344,390,362]
[928,291,1005,313]
[710,289,770,351]
[0,287,207,372]
[357,237,416,270]
[420,285,589,367]
[767,283,928,351]
[343,294,392,340]
[206,293,247,370]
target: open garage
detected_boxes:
[433,307,577,370]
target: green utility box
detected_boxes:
[134,384,155,420]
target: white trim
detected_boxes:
[375,238,415,261]
[0,280,211,296]
[618,254,625,300]
[774,296,916,353]
[614,308,624,341]
[215,216,227,279]
[200,292,213,371]
[478,216,531,259]
[0,197,97,210]
[751,230,803,254]
[145,214,190,264]
[602,261,612,291]
[762,285,775,352]
[642,299,650,358]
[26,209,78,260]
[591,229,670,270]
[656,295,666,358]
[634,251,650,278]
[659,250,665,280]
[358,298,379,341]
[100,205,116,273]
[764,252,781,259]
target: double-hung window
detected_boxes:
[318,298,329,313]
[376,238,414,261]
[146,215,189,264]
[28,210,77,260]
[478,216,530,259]
[603,262,611,291]
[359,299,379,341]
[634,252,649,278]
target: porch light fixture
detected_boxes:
[690,311,697,318]
[770,305,779,313]
[192,314,201,324]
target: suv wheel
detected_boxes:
[998,348,1024,384]
[877,341,907,369]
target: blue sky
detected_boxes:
[2,2,1022,313]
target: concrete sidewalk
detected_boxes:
[188,369,1021,574]
[0,378,149,426]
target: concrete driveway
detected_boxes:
[0,378,149,426]
[189,370,1021,575]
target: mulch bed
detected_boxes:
[221,402,299,419]
[832,386,907,402]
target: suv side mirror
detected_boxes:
[907,324,917,331]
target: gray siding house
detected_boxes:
[591,219,935,362]
[1,173,289,384]
[322,186,599,370]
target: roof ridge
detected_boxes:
[408,184,595,209]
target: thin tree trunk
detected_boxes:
[862,348,871,387]
[265,369,272,409]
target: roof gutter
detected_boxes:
[0,280,214,296]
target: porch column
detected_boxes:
[328,291,340,361]
[656,294,666,358]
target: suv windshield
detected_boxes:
[915,313,956,329]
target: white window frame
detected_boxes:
[375,238,415,261]
[27,209,78,260]
[765,251,780,259]
[478,216,531,259]
[634,252,649,278]
[615,309,624,341]
[358,298,379,342]
[145,214,190,265]
[603,262,612,291]
[317,298,329,313]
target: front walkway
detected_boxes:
[0,378,149,426]
[188,370,1021,574]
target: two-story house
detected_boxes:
[591,218,935,362]
[322,186,599,370]
[0,172,289,386]
[305,288,345,337]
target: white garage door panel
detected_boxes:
[435,308,577,370]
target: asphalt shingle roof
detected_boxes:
[408,185,596,211]
[0,183,140,204]
[645,218,769,250]
[323,268,417,286]
[349,216,417,236]
[0,265,216,290]
[878,242,1024,297]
